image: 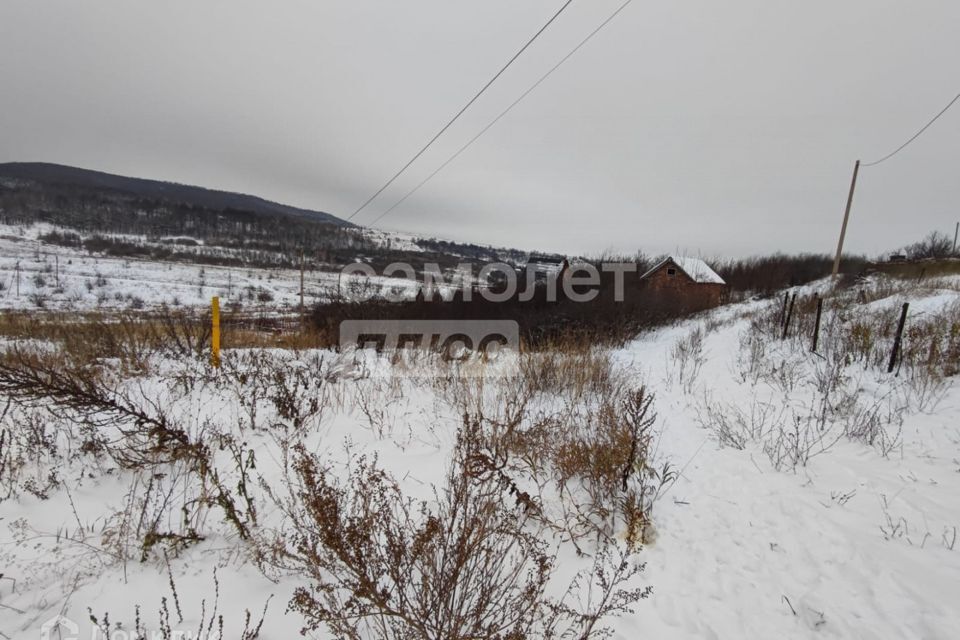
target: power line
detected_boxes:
[367,0,637,227]
[862,91,960,167]
[345,0,576,221]
[832,91,960,275]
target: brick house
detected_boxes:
[639,255,727,309]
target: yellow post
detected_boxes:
[211,296,221,368]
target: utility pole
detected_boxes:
[55,255,59,288]
[15,260,20,297]
[832,160,861,277]
[953,221,958,255]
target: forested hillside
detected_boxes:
[0,163,527,270]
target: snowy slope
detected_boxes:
[0,276,958,639]
[0,224,425,311]
[613,286,960,638]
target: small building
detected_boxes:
[523,253,567,275]
[520,254,570,287]
[640,255,727,308]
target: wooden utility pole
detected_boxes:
[15,261,20,297]
[832,160,861,277]
[953,221,958,254]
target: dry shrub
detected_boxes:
[761,409,845,471]
[668,326,705,394]
[574,387,669,545]
[0,309,210,374]
[0,399,66,501]
[482,381,670,548]
[712,287,935,467]
[262,418,650,640]
[0,348,257,555]
[427,344,670,547]
[843,394,905,457]
[696,393,848,472]
[695,394,782,451]
[519,344,623,402]
[277,450,553,638]
[0,339,344,561]
[738,284,959,419]
[0,307,328,373]
[87,568,271,640]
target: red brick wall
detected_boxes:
[641,263,726,310]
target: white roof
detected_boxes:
[641,256,726,285]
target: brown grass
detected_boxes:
[0,309,332,371]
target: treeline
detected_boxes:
[899,231,958,261]
[37,230,296,268]
[0,179,525,271]
[35,229,526,272]
[713,253,868,294]
[415,237,528,264]
[712,230,958,293]
[576,252,863,295]
[0,179,365,252]
[314,267,722,348]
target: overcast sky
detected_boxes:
[2,0,958,259]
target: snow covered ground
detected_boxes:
[0,224,426,312]
[0,274,958,639]
[617,288,960,638]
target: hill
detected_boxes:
[0,162,348,226]
[0,162,532,273]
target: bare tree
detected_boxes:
[904,231,954,260]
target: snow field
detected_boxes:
[0,274,958,638]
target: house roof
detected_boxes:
[526,254,567,266]
[640,256,726,285]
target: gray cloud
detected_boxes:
[2,0,958,258]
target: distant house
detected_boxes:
[523,254,569,282]
[525,253,567,271]
[640,256,727,308]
